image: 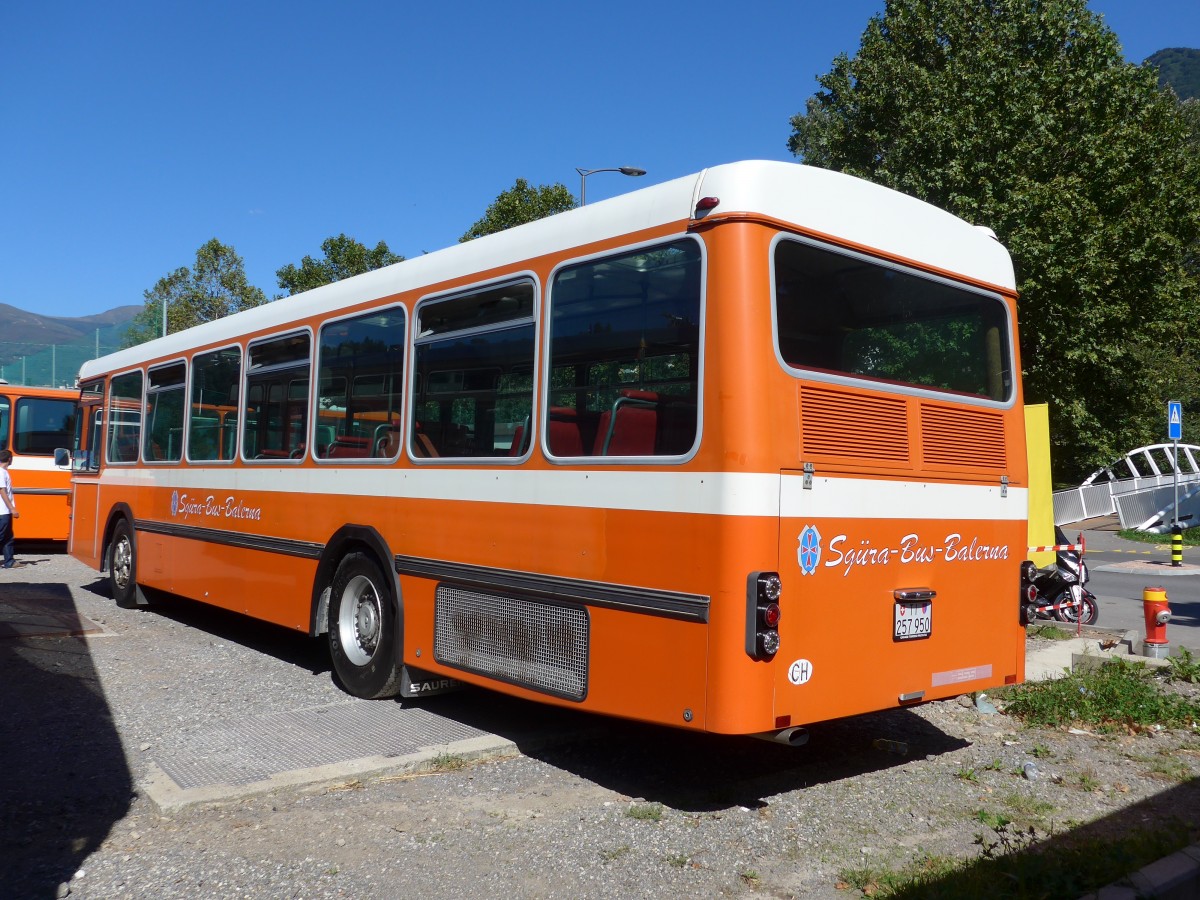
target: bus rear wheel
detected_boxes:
[328,552,403,699]
[109,519,140,609]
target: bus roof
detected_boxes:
[79,160,1015,381]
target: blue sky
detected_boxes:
[2,1,1197,321]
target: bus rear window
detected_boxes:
[774,239,1012,402]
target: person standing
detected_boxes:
[0,449,18,568]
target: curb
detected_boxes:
[143,733,521,814]
[1083,841,1200,899]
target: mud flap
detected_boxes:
[399,666,466,699]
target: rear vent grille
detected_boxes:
[434,586,589,701]
[801,385,909,462]
[921,404,1006,470]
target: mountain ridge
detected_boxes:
[1147,47,1200,100]
[0,302,138,387]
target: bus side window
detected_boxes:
[189,346,241,462]
[412,282,535,461]
[547,239,702,459]
[144,362,186,463]
[107,371,143,464]
[316,308,405,462]
[243,333,310,462]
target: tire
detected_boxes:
[1054,589,1099,626]
[108,519,140,609]
[327,552,403,699]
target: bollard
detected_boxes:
[1142,586,1172,659]
[1172,524,1183,568]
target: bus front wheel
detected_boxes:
[328,552,403,699]
[109,519,140,609]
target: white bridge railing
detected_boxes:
[1053,443,1200,529]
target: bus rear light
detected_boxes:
[746,571,783,661]
[758,630,781,657]
[695,196,720,214]
[1019,559,1040,625]
[760,573,782,602]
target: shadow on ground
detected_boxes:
[875,777,1200,899]
[68,581,969,813]
[402,687,968,812]
[0,582,134,899]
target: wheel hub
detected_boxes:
[338,574,383,666]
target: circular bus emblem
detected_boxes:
[798,525,822,575]
[170,490,179,516]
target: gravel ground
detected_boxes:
[2,549,1199,900]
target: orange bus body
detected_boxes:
[0,384,76,541]
[68,162,1028,738]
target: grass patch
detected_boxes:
[430,752,470,772]
[1001,793,1056,820]
[626,803,664,822]
[1026,624,1076,641]
[838,821,1197,898]
[976,809,1012,830]
[1116,527,1200,545]
[1146,754,1193,783]
[839,854,963,897]
[997,656,1200,732]
[1163,647,1200,684]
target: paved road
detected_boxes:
[1061,520,1200,653]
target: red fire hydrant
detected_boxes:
[1142,586,1172,659]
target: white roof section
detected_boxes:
[80,160,1015,380]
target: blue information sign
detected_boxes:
[1168,400,1183,441]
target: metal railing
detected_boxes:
[1053,443,1200,527]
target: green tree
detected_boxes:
[276,233,404,297]
[459,178,576,242]
[124,239,267,348]
[788,0,1200,481]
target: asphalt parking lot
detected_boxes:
[3,543,1199,900]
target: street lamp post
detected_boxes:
[575,166,646,206]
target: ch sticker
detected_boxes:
[788,658,813,685]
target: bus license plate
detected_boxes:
[894,600,932,641]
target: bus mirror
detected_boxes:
[54,447,71,468]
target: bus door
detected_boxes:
[70,381,105,563]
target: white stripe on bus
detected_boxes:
[89,468,1028,521]
[11,457,69,472]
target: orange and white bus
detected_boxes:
[0,382,76,541]
[68,161,1027,740]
